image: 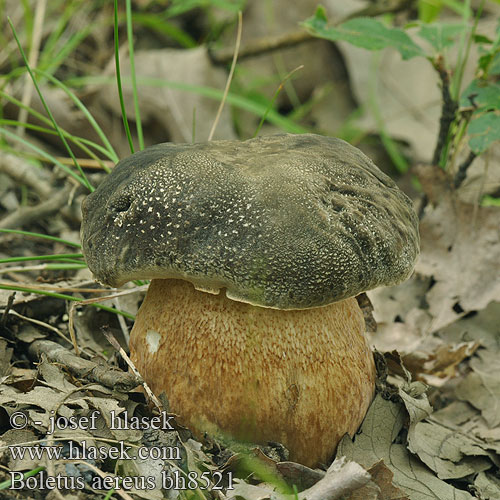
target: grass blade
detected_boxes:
[126,0,144,150]
[0,254,84,264]
[132,13,197,48]
[0,119,114,171]
[0,284,135,319]
[114,0,135,154]
[253,65,304,138]
[0,89,117,165]
[208,11,242,141]
[0,127,89,184]
[0,467,45,490]
[34,69,119,163]
[0,228,82,248]
[65,75,310,134]
[8,17,93,192]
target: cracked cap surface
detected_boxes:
[81,133,419,309]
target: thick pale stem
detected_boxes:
[129,279,375,467]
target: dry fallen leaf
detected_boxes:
[398,381,433,427]
[455,348,500,428]
[227,480,276,500]
[347,460,409,500]
[338,43,440,163]
[0,428,39,471]
[417,199,500,332]
[227,456,371,500]
[0,338,13,380]
[408,421,493,479]
[474,471,500,500]
[438,301,500,351]
[337,395,476,500]
[98,47,236,144]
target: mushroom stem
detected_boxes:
[129,278,375,467]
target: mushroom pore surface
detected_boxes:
[81,133,419,309]
[129,278,375,467]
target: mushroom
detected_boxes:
[81,133,419,467]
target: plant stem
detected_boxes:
[454,151,477,188]
[432,58,458,167]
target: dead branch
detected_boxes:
[0,152,52,199]
[28,339,141,392]
[102,328,163,410]
[297,457,371,500]
[210,0,414,65]
[0,184,74,229]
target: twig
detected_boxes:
[114,296,130,344]
[0,184,74,229]
[0,152,52,198]
[0,292,15,327]
[210,0,413,65]
[211,30,311,66]
[432,59,458,166]
[67,285,147,356]
[68,303,81,357]
[5,308,76,349]
[28,339,141,391]
[102,328,163,410]
[297,457,371,500]
[454,150,477,188]
[208,10,242,141]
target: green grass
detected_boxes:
[0,3,309,497]
[0,229,81,247]
[8,18,93,192]
[2,1,498,497]
[65,74,310,134]
[0,466,45,490]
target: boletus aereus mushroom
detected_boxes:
[81,133,419,467]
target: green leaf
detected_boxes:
[418,22,465,52]
[302,9,426,60]
[468,113,500,154]
[476,24,500,76]
[440,0,473,17]
[481,195,500,207]
[418,0,442,23]
[474,33,495,44]
[489,51,500,75]
[165,0,244,18]
[417,0,472,22]
[460,79,500,110]
[132,13,197,48]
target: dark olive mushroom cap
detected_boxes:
[81,134,419,309]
